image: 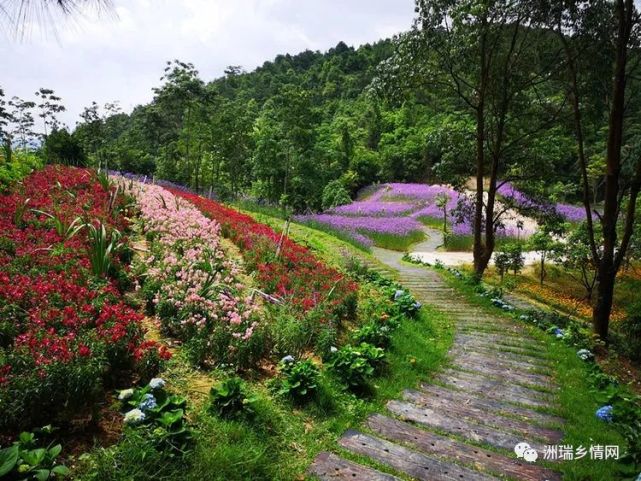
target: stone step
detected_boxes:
[308,452,399,481]
[454,352,551,375]
[387,400,548,453]
[456,339,546,359]
[434,373,554,409]
[340,430,501,481]
[417,384,563,426]
[452,362,556,389]
[441,366,556,393]
[366,414,562,481]
[401,390,562,443]
[449,346,554,369]
[455,332,543,351]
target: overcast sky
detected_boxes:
[1,0,415,129]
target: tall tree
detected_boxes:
[9,96,36,151]
[544,0,641,339]
[409,0,563,278]
[35,87,65,138]
[0,88,12,161]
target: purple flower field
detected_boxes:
[497,182,588,222]
[329,201,417,217]
[295,181,577,251]
[295,183,464,250]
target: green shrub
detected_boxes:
[275,358,319,401]
[0,151,43,192]
[0,237,16,256]
[0,428,70,480]
[357,342,386,373]
[321,180,351,210]
[617,300,641,362]
[352,322,392,348]
[391,289,421,318]
[209,377,256,419]
[328,343,382,390]
[118,379,192,456]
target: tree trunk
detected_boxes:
[593,265,615,338]
[592,0,632,340]
[473,18,489,280]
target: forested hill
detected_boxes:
[67,38,462,210]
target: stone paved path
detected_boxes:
[309,247,564,481]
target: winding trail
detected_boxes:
[309,245,564,481]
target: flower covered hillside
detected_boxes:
[166,189,358,325]
[0,166,169,433]
[122,180,261,368]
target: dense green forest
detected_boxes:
[3,37,583,211]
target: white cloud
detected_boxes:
[1,0,415,129]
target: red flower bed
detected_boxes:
[0,166,168,431]
[167,189,358,321]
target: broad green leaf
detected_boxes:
[0,445,20,476]
[51,465,71,477]
[34,468,50,481]
[48,444,62,459]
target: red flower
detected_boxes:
[78,344,91,357]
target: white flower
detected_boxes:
[577,349,593,361]
[118,388,134,401]
[330,346,338,353]
[149,378,166,390]
[124,408,146,424]
[281,355,295,363]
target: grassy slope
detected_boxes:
[432,266,626,481]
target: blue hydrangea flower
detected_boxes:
[124,408,146,424]
[281,355,295,364]
[595,405,614,423]
[138,393,157,411]
[149,378,166,390]
[553,328,564,338]
[394,289,405,300]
